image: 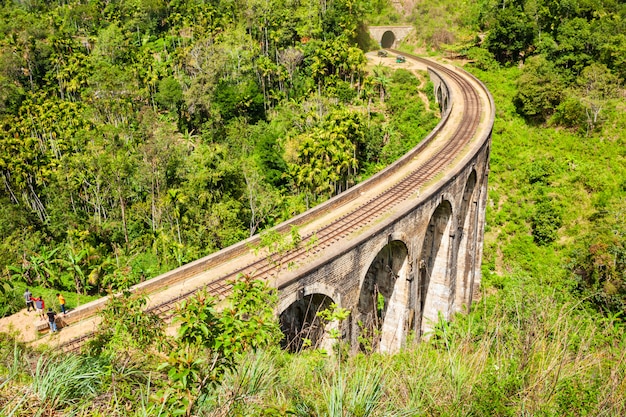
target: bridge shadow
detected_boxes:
[279,293,334,352]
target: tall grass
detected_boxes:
[30,354,105,410]
[0,338,28,390]
[377,273,625,416]
[1,269,624,416]
[322,365,385,417]
[195,350,282,416]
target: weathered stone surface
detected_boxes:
[277,145,491,353]
[368,26,413,48]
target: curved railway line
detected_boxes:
[59,51,491,353]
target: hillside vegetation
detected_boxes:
[1,0,626,415]
[0,0,437,304]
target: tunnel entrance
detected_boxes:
[381,31,396,48]
[279,293,334,352]
[357,240,409,352]
[418,201,453,335]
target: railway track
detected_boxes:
[60,53,487,353]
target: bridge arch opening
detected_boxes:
[454,170,478,312]
[279,293,335,352]
[357,240,409,352]
[381,31,396,48]
[418,200,453,335]
[436,86,443,106]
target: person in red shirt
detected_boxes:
[33,296,45,320]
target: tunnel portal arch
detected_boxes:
[368,26,414,50]
[381,31,396,48]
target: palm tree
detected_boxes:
[372,65,390,103]
[63,246,88,295]
[29,247,61,288]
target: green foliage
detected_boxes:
[464,47,500,71]
[514,56,565,122]
[568,220,626,314]
[85,291,165,356]
[157,275,281,416]
[213,78,266,123]
[364,0,402,26]
[575,63,622,135]
[0,279,21,317]
[475,0,626,132]
[321,366,384,417]
[286,108,368,204]
[194,351,284,416]
[361,68,438,168]
[485,7,534,64]
[409,0,481,49]
[155,77,183,112]
[550,96,587,133]
[1,1,626,415]
[524,157,559,186]
[469,23,626,311]
[253,226,303,270]
[0,0,389,302]
[217,276,283,353]
[317,303,351,358]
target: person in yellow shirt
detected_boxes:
[56,293,66,315]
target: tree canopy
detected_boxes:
[0,0,437,298]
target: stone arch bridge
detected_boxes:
[53,52,494,354]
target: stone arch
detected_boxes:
[454,170,479,313]
[357,239,409,353]
[381,31,395,48]
[418,200,453,335]
[279,290,336,352]
[436,86,443,108]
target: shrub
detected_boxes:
[550,96,587,133]
[0,280,22,318]
[465,46,500,71]
[84,291,165,357]
[156,275,282,416]
[514,56,565,123]
[530,200,563,245]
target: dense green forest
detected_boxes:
[0,0,436,301]
[1,0,626,415]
